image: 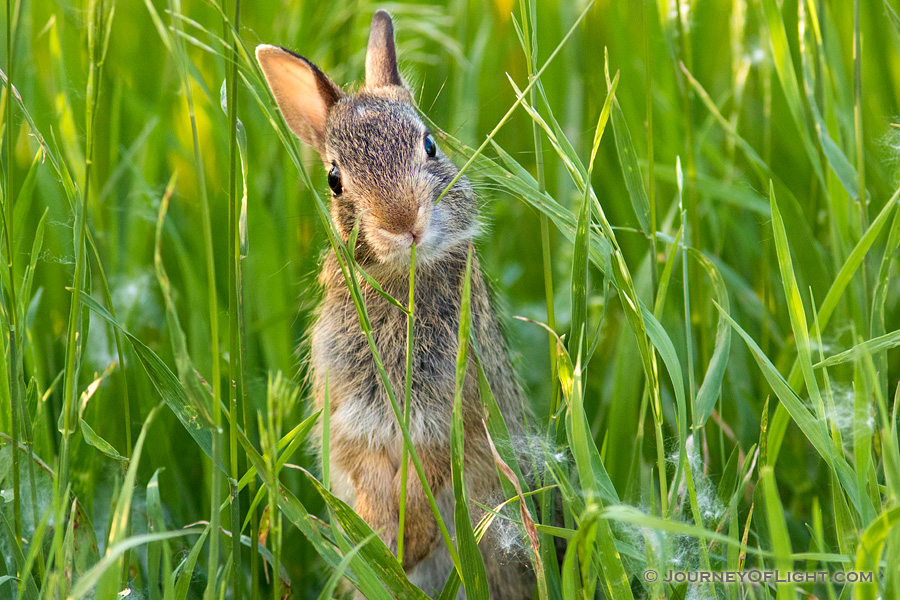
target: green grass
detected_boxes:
[1,0,899,598]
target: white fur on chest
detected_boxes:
[329,393,451,457]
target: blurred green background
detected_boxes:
[1,0,899,597]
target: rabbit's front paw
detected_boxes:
[354,494,399,552]
[399,511,438,569]
[395,453,446,570]
[346,449,401,555]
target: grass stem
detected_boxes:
[519,0,559,416]
[164,0,224,595]
[397,243,415,565]
[4,0,23,554]
[223,1,244,598]
[435,0,595,205]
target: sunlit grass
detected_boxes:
[1,0,899,598]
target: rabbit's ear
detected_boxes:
[256,45,343,152]
[365,10,404,89]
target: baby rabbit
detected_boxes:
[257,10,533,598]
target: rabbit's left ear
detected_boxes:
[365,10,404,89]
[256,45,343,154]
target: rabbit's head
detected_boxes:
[257,11,478,272]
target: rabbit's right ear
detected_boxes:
[366,10,404,89]
[256,45,343,153]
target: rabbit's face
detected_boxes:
[257,11,477,272]
[324,93,478,270]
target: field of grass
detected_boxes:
[1,0,899,598]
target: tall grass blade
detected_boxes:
[78,419,126,463]
[74,291,219,466]
[769,181,825,418]
[815,330,900,369]
[606,76,651,237]
[147,469,175,600]
[397,244,415,565]
[565,351,633,599]
[70,530,203,600]
[570,70,617,370]
[854,507,900,600]
[173,527,208,600]
[227,410,391,596]
[314,533,379,600]
[94,404,161,598]
[220,1,248,595]
[434,0,595,204]
[853,0,867,232]
[450,247,488,599]
[601,504,845,562]
[780,186,900,392]
[870,206,900,389]
[761,467,796,599]
[714,303,871,518]
[759,0,824,184]
[517,0,559,421]
[0,512,37,600]
[301,470,427,600]
[690,249,731,428]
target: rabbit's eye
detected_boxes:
[424,134,437,158]
[328,164,342,195]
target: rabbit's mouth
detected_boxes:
[375,227,422,249]
[362,209,432,266]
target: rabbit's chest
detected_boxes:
[312,277,464,448]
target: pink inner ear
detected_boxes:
[257,46,331,149]
[270,55,328,141]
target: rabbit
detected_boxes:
[257,10,536,599]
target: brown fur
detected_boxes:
[257,10,534,599]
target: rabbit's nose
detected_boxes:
[373,196,419,235]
